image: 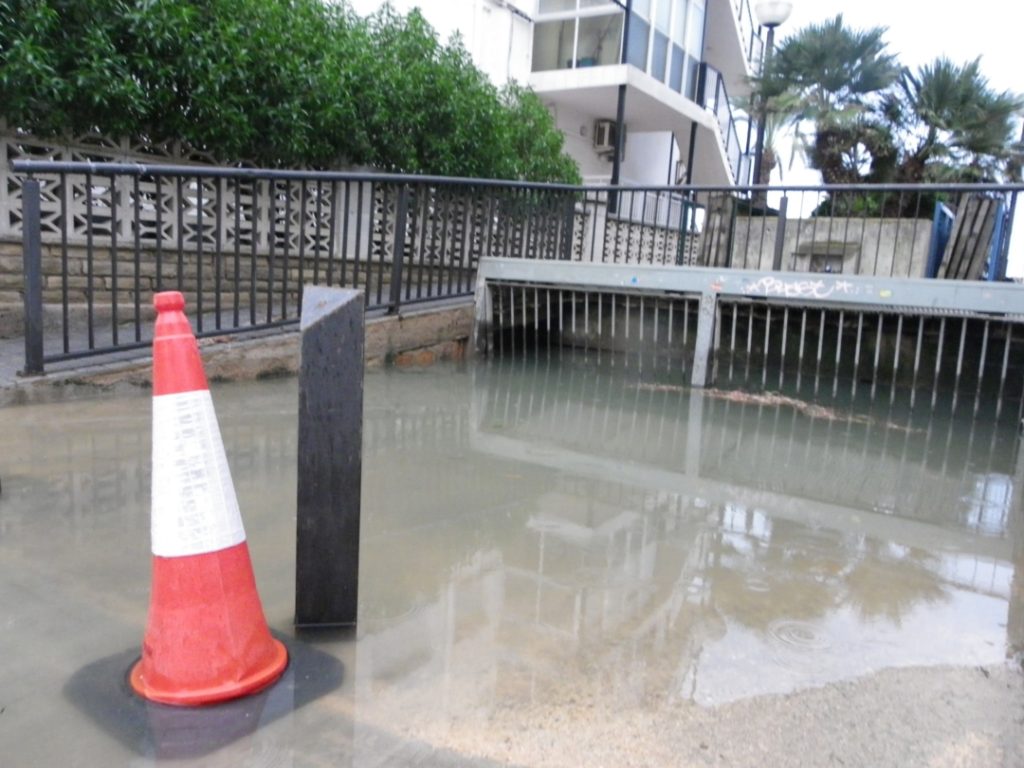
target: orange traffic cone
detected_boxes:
[130,291,287,706]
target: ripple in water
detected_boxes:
[767,619,831,652]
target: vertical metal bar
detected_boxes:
[283,179,293,318]
[359,181,370,298]
[832,310,843,396]
[175,174,184,295]
[888,317,905,405]
[267,180,277,323]
[195,175,203,333]
[388,184,409,313]
[932,317,947,409]
[815,309,825,369]
[326,180,339,288]
[110,173,120,345]
[763,306,771,387]
[891,314,903,404]
[232,179,241,327]
[587,291,593,343]
[250,180,258,326]
[853,313,864,395]
[952,316,968,410]
[155,175,164,291]
[313,179,323,286]
[872,191,887,276]
[297,181,308,310]
[214,176,223,330]
[872,313,883,399]
[997,325,1013,418]
[779,306,789,387]
[911,316,924,408]
[456,185,472,294]
[772,195,788,270]
[730,303,738,355]
[133,174,141,341]
[21,178,44,374]
[415,185,430,299]
[974,320,990,415]
[86,171,96,348]
[338,181,351,287]
[60,173,69,353]
[890,192,905,276]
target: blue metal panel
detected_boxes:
[984,200,1009,281]
[926,201,955,278]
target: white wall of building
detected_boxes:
[345,1,700,186]
[621,131,682,186]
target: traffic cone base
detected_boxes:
[133,291,287,707]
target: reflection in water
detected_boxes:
[1,355,1022,765]
[355,351,1022,721]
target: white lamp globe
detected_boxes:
[755,1,793,27]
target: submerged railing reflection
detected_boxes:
[349,353,1023,729]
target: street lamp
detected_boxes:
[751,1,792,194]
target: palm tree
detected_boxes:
[753,14,901,185]
[891,57,1024,183]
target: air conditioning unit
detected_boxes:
[593,119,625,156]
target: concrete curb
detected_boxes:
[1,301,474,406]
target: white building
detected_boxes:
[349,0,764,186]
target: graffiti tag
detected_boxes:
[741,276,859,300]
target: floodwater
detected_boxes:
[2,351,1023,766]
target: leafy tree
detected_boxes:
[0,0,580,182]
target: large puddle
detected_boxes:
[2,352,1022,766]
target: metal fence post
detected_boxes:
[772,195,789,271]
[388,184,409,313]
[21,177,44,375]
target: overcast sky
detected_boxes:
[782,0,1020,96]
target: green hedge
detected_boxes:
[0,0,581,183]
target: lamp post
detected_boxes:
[751,1,792,193]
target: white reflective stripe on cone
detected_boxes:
[151,389,246,557]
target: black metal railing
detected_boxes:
[12,160,1024,374]
[702,63,751,184]
[737,0,765,73]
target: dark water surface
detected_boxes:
[1,352,1021,766]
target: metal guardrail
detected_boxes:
[12,159,1024,374]
[702,63,751,184]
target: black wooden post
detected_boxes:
[295,286,365,628]
[21,177,44,376]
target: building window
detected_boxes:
[683,0,705,100]
[577,14,624,67]
[626,15,650,70]
[532,0,707,95]
[533,1,624,72]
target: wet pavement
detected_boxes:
[1,352,1022,766]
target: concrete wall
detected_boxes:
[726,216,934,277]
